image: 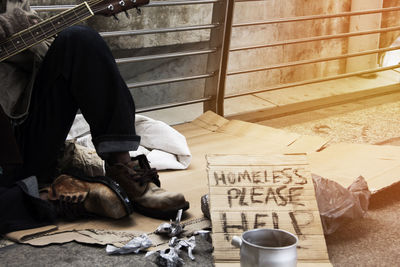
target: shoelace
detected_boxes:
[54,194,89,220]
[129,168,161,187]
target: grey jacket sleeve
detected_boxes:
[0,0,50,58]
[0,0,41,41]
[0,0,50,120]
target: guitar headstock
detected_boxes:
[91,0,149,17]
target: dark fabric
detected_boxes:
[0,25,141,234]
[13,25,140,185]
[0,106,22,166]
[0,179,56,235]
[0,0,6,14]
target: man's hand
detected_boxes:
[0,7,39,41]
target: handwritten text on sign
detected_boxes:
[213,168,308,208]
[207,155,327,261]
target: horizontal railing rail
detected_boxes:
[31,0,218,11]
[136,97,212,112]
[225,64,400,99]
[127,73,214,88]
[116,48,217,64]
[230,25,400,52]
[228,45,400,75]
[233,6,400,27]
[100,24,219,37]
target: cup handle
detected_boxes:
[231,236,242,248]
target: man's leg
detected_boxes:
[16,25,140,184]
[16,25,189,219]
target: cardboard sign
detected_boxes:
[207,154,329,263]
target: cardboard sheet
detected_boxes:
[2,111,330,247]
[309,142,400,192]
[207,154,330,264]
[4,110,400,267]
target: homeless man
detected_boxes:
[0,0,189,234]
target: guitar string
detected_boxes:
[0,0,143,46]
[0,1,138,49]
[0,0,141,59]
[0,6,93,56]
[0,1,101,50]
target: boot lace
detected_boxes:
[129,168,161,187]
[53,194,90,220]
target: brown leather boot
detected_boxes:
[106,155,189,220]
[47,174,133,220]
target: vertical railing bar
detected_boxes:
[216,0,235,115]
[203,0,226,113]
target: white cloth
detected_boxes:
[67,114,191,170]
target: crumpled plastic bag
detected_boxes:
[106,234,152,255]
[312,174,371,234]
[57,140,105,177]
[155,209,184,237]
[145,236,196,266]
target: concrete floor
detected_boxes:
[1,233,214,266]
[258,91,400,266]
[260,91,400,146]
[2,90,400,266]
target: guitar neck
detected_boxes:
[0,2,94,62]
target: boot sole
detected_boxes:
[70,174,134,216]
[133,201,190,220]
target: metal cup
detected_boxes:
[231,228,298,267]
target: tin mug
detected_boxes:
[231,228,298,267]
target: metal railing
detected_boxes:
[32,0,232,114]
[218,1,400,115]
[33,1,400,118]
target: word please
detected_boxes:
[213,168,308,186]
[227,186,305,207]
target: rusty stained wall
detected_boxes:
[30,0,400,108]
[226,0,351,96]
[227,0,400,96]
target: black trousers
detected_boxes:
[15,25,140,185]
[0,26,141,233]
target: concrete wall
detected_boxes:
[227,0,351,96]
[86,2,213,109]
[31,0,400,109]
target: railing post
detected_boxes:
[203,0,235,116]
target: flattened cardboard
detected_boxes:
[206,154,330,264]
[309,142,400,192]
[4,111,328,247]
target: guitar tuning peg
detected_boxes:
[136,7,142,15]
[124,10,130,19]
[113,14,119,21]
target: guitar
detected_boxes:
[0,0,149,62]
